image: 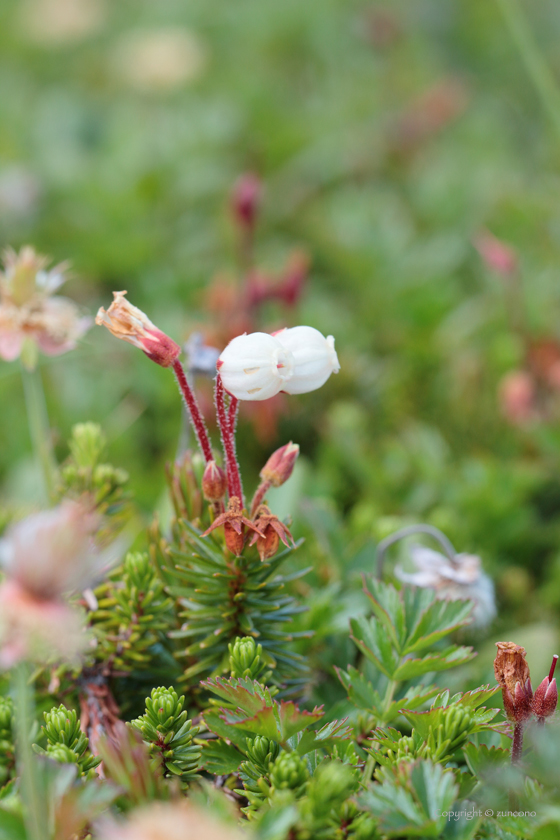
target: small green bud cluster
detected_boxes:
[228,636,272,683]
[424,704,474,762]
[58,422,129,515]
[38,705,100,778]
[91,552,171,672]
[130,687,201,786]
[296,762,368,839]
[372,728,424,766]
[269,752,309,797]
[0,696,15,786]
[245,735,280,775]
[237,736,281,817]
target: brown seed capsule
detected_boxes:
[200,497,264,557]
[250,505,294,562]
[201,461,227,502]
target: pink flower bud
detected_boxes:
[217,332,294,401]
[273,326,340,394]
[532,677,558,720]
[532,655,559,720]
[96,291,181,368]
[201,460,227,501]
[260,442,299,487]
[499,370,537,426]
[231,172,262,230]
[473,230,518,277]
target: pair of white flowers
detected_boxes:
[218,326,340,401]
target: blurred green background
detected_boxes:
[3,0,560,646]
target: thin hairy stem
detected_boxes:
[228,395,239,437]
[215,375,243,504]
[21,364,57,503]
[251,479,271,517]
[172,359,213,463]
[511,722,524,764]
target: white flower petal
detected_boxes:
[218,332,294,401]
[274,326,340,394]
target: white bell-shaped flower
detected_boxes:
[217,332,294,400]
[274,326,340,394]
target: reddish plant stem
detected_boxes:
[250,479,271,517]
[228,396,239,437]
[511,722,524,763]
[215,375,243,504]
[549,654,559,681]
[172,359,213,463]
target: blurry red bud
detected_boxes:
[231,173,262,230]
[260,442,299,487]
[532,655,559,720]
[513,679,533,721]
[473,230,518,277]
[532,677,558,720]
[202,461,227,502]
[499,370,537,426]
[277,251,309,307]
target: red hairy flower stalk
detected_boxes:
[215,374,243,504]
[171,359,213,464]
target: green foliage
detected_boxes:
[89,551,172,672]
[34,704,100,778]
[358,760,461,838]
[258,759,375,840]
[98,724,169,809]
[338,581,475,727]
[58,422,130,521]
[130,686,201,787]
[152,514,309,686]
[371,686,505,767]
[236,735,282,817]
[0,696,15,788]
[202,675,352,753]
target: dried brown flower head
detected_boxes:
[494,641,533,722]
[494,642,530,697]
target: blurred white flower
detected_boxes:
[18,0,107,46]
[96,801,247,840]
[0,579,86,669]
[111,28,207,93]
[0,500,120,667]
[218,332,295,401]
[0,246,91,365]
[395,545,496,627]
[0,500,104,600]
[0,166,41,219]
[273,326,340,394]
